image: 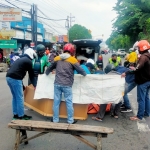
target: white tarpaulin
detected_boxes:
[34,74,125,104]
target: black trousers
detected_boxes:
[96,102,121,119]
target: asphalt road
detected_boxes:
[0,54,150,150]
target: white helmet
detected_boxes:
[24,48,37,59]
[87,58,95,65]
[133,41,139,50]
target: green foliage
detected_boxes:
[107,0,150,49]
[106,33,131,51]
[68,24,92,42]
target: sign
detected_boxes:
[0,22,10,30]
[13,30,24,39]
[30,42,35,47]
[0,8,22,21]
[0,29,16,36]
[0,40,17,48]
[58,35,63,43]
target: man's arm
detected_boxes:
[45,61,57,75]
[28,63,36,87]
[73,63,86,76]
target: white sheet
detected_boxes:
[34,74,125,104]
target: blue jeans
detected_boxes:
[123,82,137,109]
[53,84,74,124]
[6,77,24,117]
[137,81,150,119]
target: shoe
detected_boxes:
[50,118,53,122]
[121,108,132,113]
[13,114,19,120]
[19,114,32,120]
[69,120,78,124]
[120,104,125,109]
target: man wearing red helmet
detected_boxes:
[123,40,150,121]
[46,43,86,124]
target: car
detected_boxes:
[72,39,103,69]
[117,49,126,57]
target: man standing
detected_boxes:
[6,48,36,120]
[46,43,86,124]
[126,40,150,120]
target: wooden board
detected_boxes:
[8,120,114,134]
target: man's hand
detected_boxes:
[121,73,126,78]
[129,66,136,71]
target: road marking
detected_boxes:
[137,121,150,132]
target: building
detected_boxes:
[11,16,44,50]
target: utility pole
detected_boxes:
[65,16,70,42]
[31,4,34,43]
[66,14,75,42]
[69,13,75,28]
[31,4,37,48]
[34,4,37,47]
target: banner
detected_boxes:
[0,8,22,21]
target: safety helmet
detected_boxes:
[133,41,139,50]
[111,53,117,57]
[36,44,45,56]
[63,43,75,56]
[87,58,95,65]
[129,48,134,53]
[137,40,150,52]
[24,48,37,59]
[104,64,115,74]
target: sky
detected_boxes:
[1,0,118,41]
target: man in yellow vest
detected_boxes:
[108,53,122,67]
[125,48,137,67]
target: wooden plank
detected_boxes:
[72,135,97,150]
[8,120,69,130]
[8,120,113,135]
[96,134,102,150]
[68,124,114,134]
[14,130,20,150]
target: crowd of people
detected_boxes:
[5,40,150,123]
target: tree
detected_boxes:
[68,24,92,42]
[106,32,131,51]
[107,0,150,50]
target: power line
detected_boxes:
[37,8,67,30]
[38,0,67,18]
[12,0,31,5]
[49,0,70,15]
[36,15,66,21]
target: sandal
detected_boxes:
[130,116,141,121]
[110,114,118,119]
[114,116,119,119]
[92,116,102,122]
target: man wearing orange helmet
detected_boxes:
[46,43,86,124]
[128,40,150,120]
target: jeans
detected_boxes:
[123,82,137,109]
[137,81,150,119]
[6,77,24,117]
[53,84,74,124]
